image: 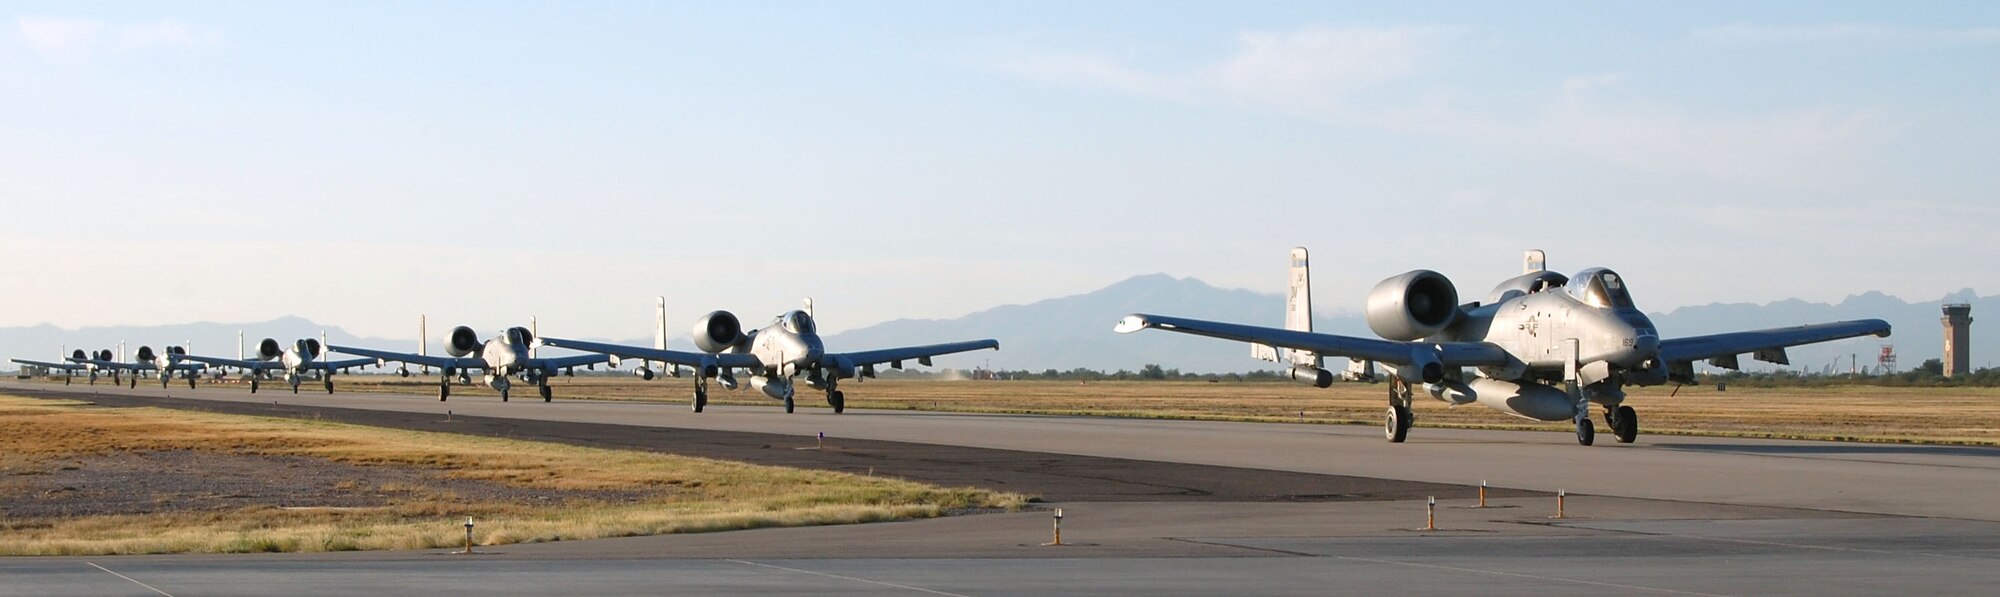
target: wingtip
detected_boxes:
[1113,314,1153,334]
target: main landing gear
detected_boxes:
[783,393,795,414]
[438,375,451,401]
[324,378,335,395]
[539,381,553,402]
[1574,417,1595,446]
[826,388,846,414]
[692,376,708,412]
[1384,379,1414,443]
[250,378,261,394]
[1607,405,1639,444]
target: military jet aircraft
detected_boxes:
[330,319,608,402]
[1115,247,1892,445]
[170,332,375,394]
[539,298,999,413]
[11,349,93,385]
[55,344,208,388]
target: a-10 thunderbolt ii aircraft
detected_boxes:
[538,298,999,413]
[1115,247,1892,445]
[11,350,95,385]
[330,319,608,402]
[26,345,209,388]
[169,332,375,394]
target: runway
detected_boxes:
[4,379,1999,595]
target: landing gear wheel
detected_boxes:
[324,380,335,395]
[251,379,260,394]
[829,390,845,414]
[501,389,509,402]
[540,385,553,402]
[1576,418,1596,446]
[292,384,300,394]
[1613,406,1638,444]
[784,395,795,414]
[1385,405,1411,443]
[693,389,707,413]
[439,383,451,402]
[129,376,137,389]
[189,377,197,390]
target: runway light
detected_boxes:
[1426,496,1437,530]
[1477,480,1488,508]
[457,517,477,555]
[1043,508,1066,546]
[1553,490,1567,519]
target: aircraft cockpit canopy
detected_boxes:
[780,310,816,335]
[1566,267,1636,309]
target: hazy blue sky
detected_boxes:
[3,2,1995,340]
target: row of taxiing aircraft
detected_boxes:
[330,302,999,412]
[12,248,1891,446]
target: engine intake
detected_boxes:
[1366,270,1461,341]
[446,326,481,357]
[691,310,746,353]
[258,338,284,360]
[96,349,114,362]
[303,338,322,358]
[135,346,157,363]
[72,349,88,361]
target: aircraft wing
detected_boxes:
[528,353,612,371]
[1114,313,1511,367]
[309,357,379,372]
[173,354,277,373]
[825,339,1001,369]
[328,345,483,371]
[1658,319,1891,365]
[536,337,762,369]
[11,358,89,372]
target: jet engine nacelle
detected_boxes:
[691,310,747,353]
[1366,269,1461,341]
[72,349,88,361]
[1289,364,1334,388]
[445,326,481,357]
[258,338,284,360]
[302,338,322,359]
[135,346,157,363]
[96,349,114,362]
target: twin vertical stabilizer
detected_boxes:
[1254,247,1322,369]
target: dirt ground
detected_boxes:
[1,450,649,519]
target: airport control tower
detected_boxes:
[1942,304,1973,377]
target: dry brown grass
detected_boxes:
[315,376,2000,445]
[0,395,1025,555]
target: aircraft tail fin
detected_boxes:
[419,314,430,375]
[1524,249,1546,274]
[654,297,668,350]
[1254,246,1323,368]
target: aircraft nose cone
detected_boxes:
[1634,332,1660,355]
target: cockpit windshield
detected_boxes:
[781,311,816,335]
[1565,267,1636,309]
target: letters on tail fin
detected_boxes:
[1524,249,1547,274]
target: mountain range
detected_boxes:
[3,275,1987,374]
